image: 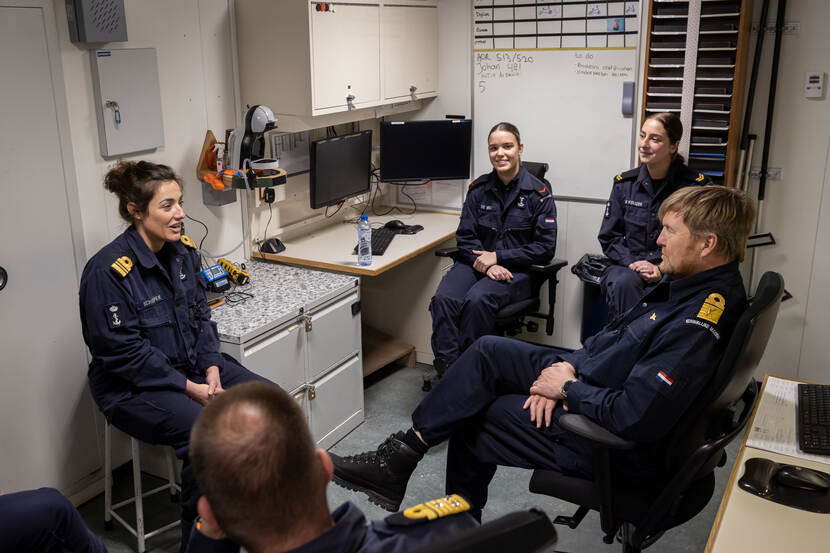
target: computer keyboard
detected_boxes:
[353,227,397,256]
[797,383,830,455]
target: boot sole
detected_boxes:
[332,473,402,512]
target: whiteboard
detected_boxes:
[472,1,641,201]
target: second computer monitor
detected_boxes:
[380,119,472,182]
[309,129,372,209]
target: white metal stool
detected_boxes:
[104,422,181,552]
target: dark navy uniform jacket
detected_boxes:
[556,262,747,479]
[598,161,710,266]
[185,501,478,553]
[79,226,223,416]
[456,167,557,269]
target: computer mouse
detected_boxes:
[260,237,285,254]
[775,465,830,492]
[402,224,424,235]
[384,219,407,231]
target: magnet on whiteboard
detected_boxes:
[622,81,635,116]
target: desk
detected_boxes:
[252,211,459,276]
[705,375,830,553]
[253,210,460,375]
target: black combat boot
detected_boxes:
[433,356,451,377]
[330,431,423,512]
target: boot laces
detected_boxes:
[348,434,400,467]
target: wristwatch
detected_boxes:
[561,379,578,399]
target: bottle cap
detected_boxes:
[360,215,368,221]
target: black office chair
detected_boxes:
[528,271,785,553]
[410,508,557,553]
[426,162,568,390]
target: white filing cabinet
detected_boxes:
[235,0,438,117]
[213,262,363,449]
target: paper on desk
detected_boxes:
[746,376,830,463]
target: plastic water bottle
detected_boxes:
[357,215,372,266]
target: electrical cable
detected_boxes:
[262,200,273,242]
[185,213,209,268]
[223,289,254,305]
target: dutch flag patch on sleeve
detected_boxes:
[656,370,674,386]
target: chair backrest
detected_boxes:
[665,271,785,473]
[522,161,549,181]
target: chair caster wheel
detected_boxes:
[422,380,432,392]
[104,520,113,531]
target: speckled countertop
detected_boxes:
[211,261,358,344]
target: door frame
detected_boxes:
[3,0,86,276]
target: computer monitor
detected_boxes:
[379,119,472,182]
[309,130,373,209]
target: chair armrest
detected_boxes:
[530,258,568,274]
[435,247,459,258]
[558,413,637,450]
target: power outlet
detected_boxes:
[749,167,783,180]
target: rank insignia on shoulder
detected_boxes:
[697,293,725,324]
[110,256,133,278]
[536,186,547,195]
[696,173,705,182]
[180,235,197,249]
[615,173,623,181]
[385,494,471,527]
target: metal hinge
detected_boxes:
[304,315,312,332]
[307,385,317,400]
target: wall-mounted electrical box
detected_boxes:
[66,0,128,43]
[90,48,164,157]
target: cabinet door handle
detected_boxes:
[304,315,313,332]
[307,385,317,400]
[346,94,355,109]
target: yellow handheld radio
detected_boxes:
[217,258,250,285]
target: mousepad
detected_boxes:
[739,457,830,513]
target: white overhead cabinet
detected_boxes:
[311,3,381,111]
[382,4,438,102]
[235,0,438,117]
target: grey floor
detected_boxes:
[78,361,739,552]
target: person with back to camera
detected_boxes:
[78,161,274,551]
[429,122,557,376]
[598,112,711,320]
[183,382,478,553]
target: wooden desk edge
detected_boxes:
[252,229,457,276]
[703,374,805,553]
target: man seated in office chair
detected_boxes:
[0,487,108,552]
[184,382,477,553]
[330,186,756,518]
